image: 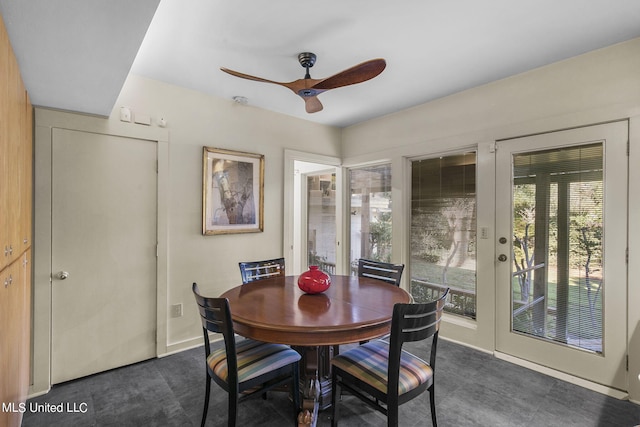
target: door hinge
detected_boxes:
[489,142,497,153]
[627,139,630,156]
[626,247,629,264]
[626,354,629,371]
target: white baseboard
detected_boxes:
[440,335,493,355]
[27,386,51,400]
[161,333,224,358]
[161,337,205,357]
[494,351,629,400]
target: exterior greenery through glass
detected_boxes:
[410,152,477,318]
[307,173,337,274]
[349,164,392,275]
[511,143,604,353]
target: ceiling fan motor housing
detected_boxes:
[299,88,321,97]
[298,52,317,69]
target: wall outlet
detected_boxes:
[171,303,183,318]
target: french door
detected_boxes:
[495,121,628,390]
[283,150,343,276]
[304,170,338,274]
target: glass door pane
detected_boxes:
[307,173,336,274]
[349,164,392,275]
[512,144,604,352]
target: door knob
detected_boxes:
[498,254,508,262]
[57,271,69,280]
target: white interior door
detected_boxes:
[51,129,157,384]
[495,121,628,390]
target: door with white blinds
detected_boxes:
[495,122,628,390]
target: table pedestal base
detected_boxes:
[294,345,338,427]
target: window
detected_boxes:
[348,164,392,275]
[410,152,477,318]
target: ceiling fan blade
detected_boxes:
[312,58,386,90]
[221,67,324,97]
[304,96,323,113]
[221,56,384,114]
[220,67,287,86]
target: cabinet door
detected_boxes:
[0,38,31,267]
[0,253,27,427]
[0,18,9,271]
[0,268,8,426]
[5,44,25,266]
[18,251,31,406]
[19,93,32,252]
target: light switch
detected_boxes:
[120,107,131,122]
[480,227,489,239]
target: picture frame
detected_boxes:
[202,147,264,235]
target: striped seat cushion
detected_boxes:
[331,340,432,395]
[207,339,301,384]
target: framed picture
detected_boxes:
[202,147,264,235]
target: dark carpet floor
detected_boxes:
[21,339,640,426]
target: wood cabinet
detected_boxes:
[0,11,33,427]
[1,16,30,270]
[0,251,30,427]
[0,12,9,270]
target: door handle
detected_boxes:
[498,254,508,262]
[56,271,69,280]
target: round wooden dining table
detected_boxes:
[220,274,411,345]
[220,274,411,425]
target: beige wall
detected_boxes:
[342,38,640,159]
[31,75,341,395]
[113,76,341,348]
[32,38,640,402]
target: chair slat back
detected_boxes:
[388,289,449,365]
[357,258,404,286]
[239,257,285,284]
[390,289,448,345]
[385,289,449,400]
[192,283,237,371]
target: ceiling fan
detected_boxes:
[221,52,386,113]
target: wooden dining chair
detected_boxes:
[330,289,449,427]
[355,259,406,345]
[357,258,405,287]
[238,257,285,284]
[192,283,301,427]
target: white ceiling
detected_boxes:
[3,1,640,128]
[0,0,160,116]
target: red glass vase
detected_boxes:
[297,265,331,294]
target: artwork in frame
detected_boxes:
[202,147,264,235]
